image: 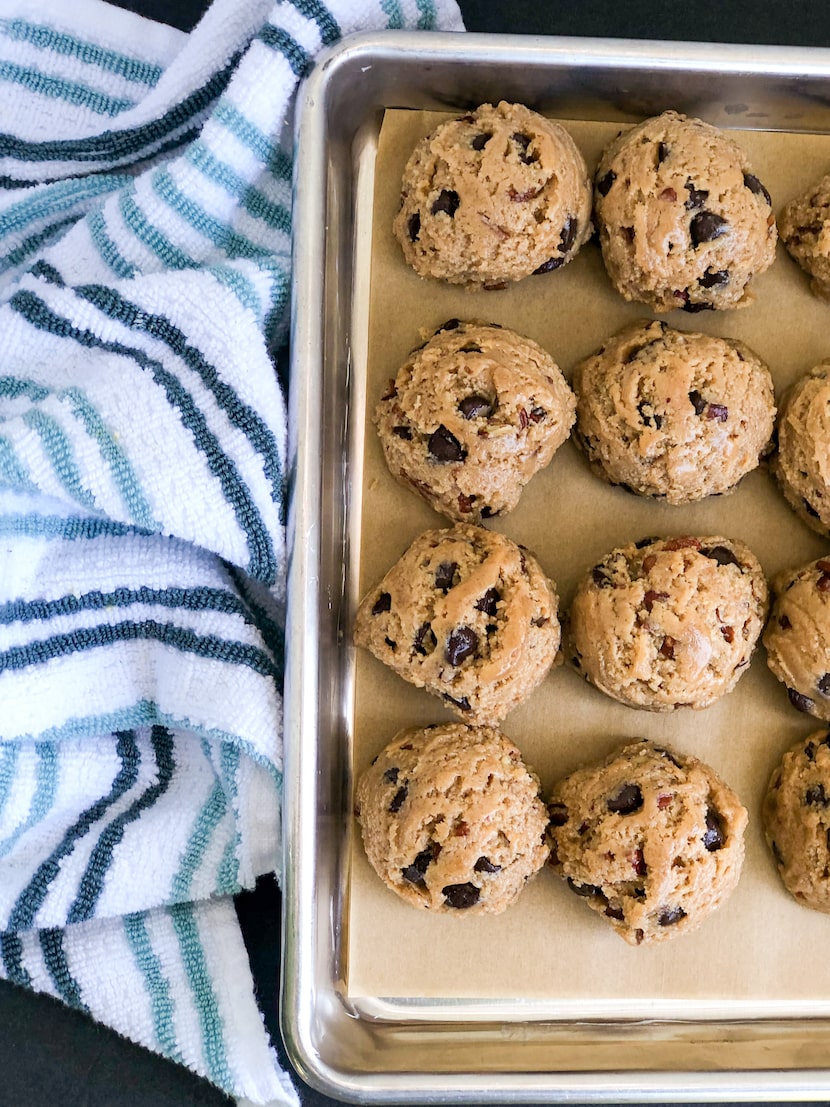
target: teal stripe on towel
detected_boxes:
[0,375,49,403]
[0,512,146,541]
[22,407,98,511]
[287,0,341,44]
[9,288,278,581]
[215,743,241,894]
[257,24,313,78]
[40,929,88,1012]
[0,742,59,860]
[172,763,228,901]
[87,209,136,280]
[211,102,292,181]
[68,727,176,923]
[0,60,135,117]
[186,141,291,235]
[151,169,272,260]
[0,745,20,821]
[0,174,128,240]
[119,188,194,270]
[381,0,405,28]
[0,435,37,493]
[0,931,30,987]
[7,731,141,931]
[207,264,263,321]
[416,0,438,29]
[171,902,232,1089]
[123,912,181,1061]
[0,19,164,86]
[2,214,80,272]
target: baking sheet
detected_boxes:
[347,108,830,1017]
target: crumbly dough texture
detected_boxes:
[356,723,549,914]
[779,173,830,299]
[593,110,777,312]
[375,319,576,522]
[573,320,775,503]
[353,523,560,725]
[393,101,593,287]
[763,729,830,913]
[569,535,768,711]
[548,739,747,945]
[764,557,830,721]
[771,364,830,537]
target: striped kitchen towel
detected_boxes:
[0,0,463,1102]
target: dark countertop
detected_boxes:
[4,2,830,1104]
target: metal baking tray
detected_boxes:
[282,30,830,1102]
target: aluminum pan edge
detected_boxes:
[282,29,830,1103]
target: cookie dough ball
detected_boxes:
[764,558,830,720]
[779,174,830,299]
[376,320,576,522]
[356,723,549,914]
[593,110,777,312]
[573,320,775,503]
[548,739,747,945]
[570,535,768,711]
[393,101,592,287]
[772,364,830,537]
[763,730,830,912]
[354,523,560,724]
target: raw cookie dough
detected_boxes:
[763,729,830,913]
[548,738,747,945]
[771,364,830,537]
[573,319,775,503]
[569,535,768,711]
[355,722,549,914]
[779,173,830,299]
[764,557,830,720]
[375,319,576,522]
[393,101,592,287]
[593,110,777,312]
[354,523,560,724]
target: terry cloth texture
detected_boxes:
[0,0,464,1102]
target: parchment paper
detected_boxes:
[347,109,830,1016]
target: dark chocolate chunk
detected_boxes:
[459,343,482,354]
[529,407,546,423]
[702,809,725,851]
[442,692,471,712]
[392,425,412,440]
[635,536,659,549]
[689,390,707,416]
[701,545,740,568]
[652,746,684,768]
[459,394,492,419]
[637,401,663,429]
[428,424,466,462]
[658,906,687,927]
[684,181,709,210]
[408,212,420,241]
[442,882,480,909]
[659,636,676,660]
[657,141,670,164]
[372,592,392,615]
[471,132,491,151]
[431,189,460,217]
[475,588,500,617]
[414,622,437,656]
[533,256,565,274]
[643,590,669,612]
[632,848,648,877]
[446,626,479,666]
[707,402,729,422]
[605,904,625,920]
[401,844,438,885]
[383,767,399,784]
[596,170,616,196]
[435,318,460,333]
[699,267,729,288]
[682,299,714,313]
[591,564,613,588]
[820,674,830,696]
[806,783,829,807]
[788,687,816,714]
[548,802,568,826]
[567,878,605,898]
[473,856,502,873]
[559,216,577,253]
[607,783,643,815]
[690,211,729,245]
[744,172,772,204]
[511,132,535,163]
[434,561,458,593]
[480,506,495,519]
[389,785,408,813]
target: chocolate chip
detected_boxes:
[533,256,565,274]
[372,592,392,615]
[432,189,460,217]
[689,390,707,416]
[635,537,658,549]
[652,745,684,768]
[690,211,729,245]
[657,141,670,164]
[428,424,465,463]
[805,783,829,807]
[632,848,648,876]
[446,626,478,666]
[434,562,457,592]
[443,693,471,712]
[443,882,480,908]
[643,590,669,612]
[684,181,709,210]
[567,878,605,898]
[706,403,729,422]
[475,588,500,617]
[744,172,772,204]
[435,318,460,333]
[788,687,816,714]
[703,809,725,851]
[637,401,663,429]
[408,213,420,241]
[511,132,535,163]
[658,906,686,927]
[701,545,740,568]
[392,425,411,440]
[473,856,501,873]
[402,844,439,885]
[591,565,613,588]
[548,802,568,826]
[471,132,491,151]
[605,904,625,920]
[607,783,643,815]
[389,785,408,812]
[559,216,577,253]
[529,407,546,423]
[819,674,830,696]
[480,506,495,519]
[721,625,735,643]
[699,268,729,288]
[383,767,399,784]
[682,298,714,313]
[414,622,437,656]
[659,637,676,660]
[659,187,677,202]
[596,170,616,196]
[459,394,492,419]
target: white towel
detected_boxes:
[0,0,464,1101]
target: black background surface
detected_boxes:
[4,1,830,1104]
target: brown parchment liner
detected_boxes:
[347,109,830,1015]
